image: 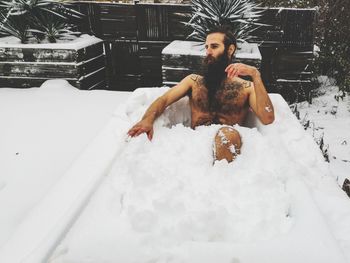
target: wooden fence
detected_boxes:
[74,1,317,102]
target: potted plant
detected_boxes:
[0,0,83,43]
[162,0,264,85]
[0,0,106,90]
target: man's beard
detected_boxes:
[202,50,230,111]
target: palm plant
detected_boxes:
[0,0,83,43]
[0,10,30,42]
[186,0,265,43]
[29,11,80,42]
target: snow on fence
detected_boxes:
[0,35,106,90]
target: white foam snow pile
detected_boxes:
[49,87,348,263]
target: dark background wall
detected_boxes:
[74,2,317,102]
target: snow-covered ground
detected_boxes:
[296,76,350,185]
[0,80,130,260]
[0,78,349,263]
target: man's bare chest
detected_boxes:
[190,80,249,115]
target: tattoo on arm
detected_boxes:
[190,74,199,82]
[243,81,252,89]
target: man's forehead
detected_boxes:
[205,33,225,45]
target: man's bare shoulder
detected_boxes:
[189,74,204,83]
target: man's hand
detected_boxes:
[126,75,194,141]
[225,63,258,78]
[127,119,154,141]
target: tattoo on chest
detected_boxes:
[216,81,247,114]
[192,80,248,114]
[219,81,242,100]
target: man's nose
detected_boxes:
[206,48,212,56]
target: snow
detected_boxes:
[0,80,130,258]
[0,79,349,263]
[295,76,350,258]
[48,87,349,262]
[297,76,350,185]
[0,34,102,50]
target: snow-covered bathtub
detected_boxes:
[1,84,349,263]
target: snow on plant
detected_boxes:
[0,0,82,43]
[185,0,266,43]
[291,102,331,163]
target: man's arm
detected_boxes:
[127,74,194,140]
[248,70,275,125]
[225,63,275,125]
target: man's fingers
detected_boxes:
[134,128,147,137]
[127,127,150,139]
[127,125,140,137]
[147,129,154,141]
[226,67,235,78]
[127,129,136,137]
[231,68,238,78]
[225,64,233,72]
[227,70,231,78]
[233,69,238,77]
[226,64,242,78]
[228,71,233,78]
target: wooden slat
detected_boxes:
[0,48,77,63]
[67,2,90,34]
[271,47,315,81]
[101,18,137,39]
[111,74,141,91]
[0,66,106,90]
[98,3,137,39]
[109,40,140,75]
[74,2,103,37]
[162,67,193,83]
[139,41,170,57]
[0,42,103,63]
[280,9,316,48]
[76,42,104,62]
[168,5,191,40]
[162,54,203,69]
[0,62,78,78]
[79,54,106,76]
[76,67,106,90]
[138,41,170,86]
[88,79,107,90]
[0,55,105,79]
[0,77,46,89]
[274,80,316,103]
[100,3,136,17]
[141,76,162,87]
[253,8,316,49]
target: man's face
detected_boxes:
[204,33,226,64]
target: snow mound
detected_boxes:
[113,124,291,241]
[109,87,292,243]
[50,87,343,263]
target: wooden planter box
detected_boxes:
[162,40,262,86]
[0,35,106,90]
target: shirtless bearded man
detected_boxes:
[128,26,275,163]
